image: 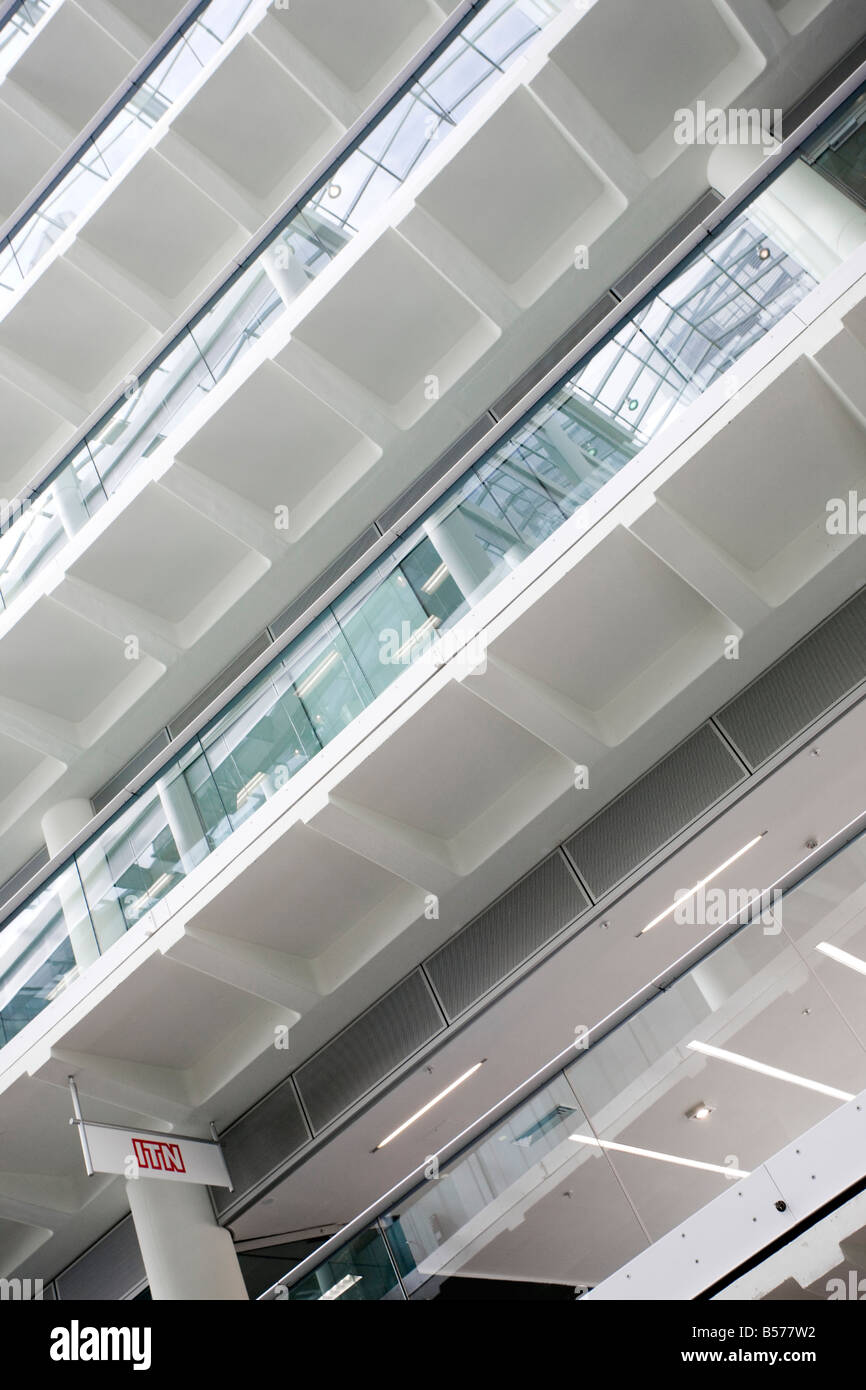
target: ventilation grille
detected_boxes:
[426,852,588,1019]
[612,190,722,300]
[168,630,273,740]
[490,294,618,422]
[0,846,49,913]
[213,1077,310,1216]
[56,1216,145,1302]
[294,972,445,1135]
[715,590,866,770]
[377,421,494,534]
[92,728,171,814]
[565,724,746,900]
[269,526,383,639]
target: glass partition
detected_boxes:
[266,830,866,1299]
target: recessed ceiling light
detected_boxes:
[627,398,639,411]
[638,833,766,935]
[686,1102,713,1121]
[569,1133,749,1179]
[758,246,771,259]
[374,1062,485,1150]
[688,1040,854,1101]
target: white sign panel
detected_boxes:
[77,1122,232,1189]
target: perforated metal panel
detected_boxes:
[269,525,383,638]
[565,724,746,900]
[92,728,170,813]
[715,588,866,769]
[294,971,446,1135]
[425,852,588,1019]
[56,1216,145,1301]
[213,1077,311,1216]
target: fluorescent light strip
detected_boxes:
[295,650,340,699]
[569,1133,750,1179]
[816,942,866,977]
[318,1274,361,1301]
[639,834,766,935]
[375,1062,484,1150]
[391,615,440,664]
[421,562,450,595]
[689,1040,854,1101]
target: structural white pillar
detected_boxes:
[42,799,125,964]
[424,507,503,602]
[261,241,309,307]
[157,772,207,875]
[41,800,101,971]
[126,1179,248,1301]
[51,470,89,539]
[708,143,866,281]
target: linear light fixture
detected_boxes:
[688,1040,854,1101]
[421,562,450,595]
[375,1062,485,1150]
[639,833,766,935]
[318,1274,361,1300]
[569,1133,750,1179]
[236,770,267,808]
[816,942,866,977]
[390,615,441,665]
[295,650,340,699]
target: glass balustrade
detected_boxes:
[0,0,56,74]
[0,0,257,292]
[0,132,864,1051]
[268,830,866,1299]
[0,0,571,610]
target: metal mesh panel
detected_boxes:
[716,588,866,769]
[294,972,445,1135]
[56,1216,145,1302]
[565,724,746,899]
[425,853,588,1019]
[213,1077,311,1216]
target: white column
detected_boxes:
[157,772,207,875]
[708,144,866,280]
[261,242,309,307]
[51,470,89,539]
[41,800,100,971]
[126,1179,248,1301]
[42,799,125,963]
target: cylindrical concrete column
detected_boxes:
[261,242,309,307]
[157,771,207,875]
[708,144,866,280]
[41,800,101,971]
[42,799,125,962]
[126,1179,248,1301]
[52,470,90,539]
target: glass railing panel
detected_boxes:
[0,863,95,1045]
[80,746,222,933]
[813,96,866,209]
[380,1072,650,1296]
[268,833,866,1299]
[282,1225,404,1301]
[0,446,105,607]
[86,331,216,493]
[4,118,866,1058]
[188,262,284,387]
[0,0,256,298]
[0,0,569,618]
[10,141,113,279]
[0,0,54,70]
